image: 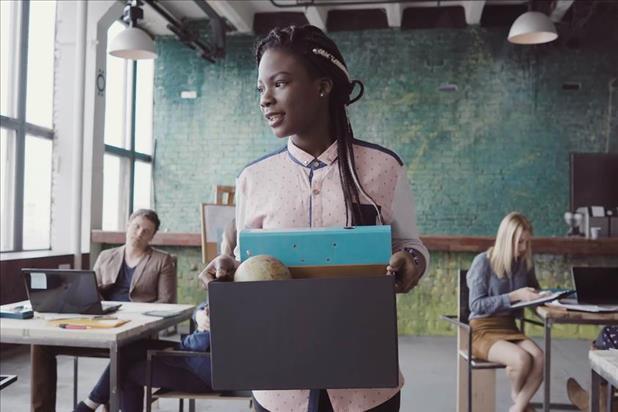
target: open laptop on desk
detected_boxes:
[208,276,399,391]
[550,267,618,312]
[21,268,121,315]
[572,267,618,305]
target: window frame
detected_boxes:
[0,0,55,252]
[103,56,153,224]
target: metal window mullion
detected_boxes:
[0,116,20,130]
[129,60,138,215]
[25,122,54,139]
[104,144,151,162]
[13,0,31,251]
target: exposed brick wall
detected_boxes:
[153,26,617,236]
[149,245,618,339]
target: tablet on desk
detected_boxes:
[143,310,184,318]
[510,290,575,310]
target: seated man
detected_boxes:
[31,209,177,412]
[75,303,213,412]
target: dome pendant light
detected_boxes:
[508,10,558,44]
[109,0,157,60]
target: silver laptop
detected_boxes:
[22,269,121,315]
[571,267,618,305]
[208,276,399,391]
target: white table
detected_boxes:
[0,300,195,412]
[535,306,618,411]
[589,350,618,412]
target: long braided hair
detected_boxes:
[255,25,382,226]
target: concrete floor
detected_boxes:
[0,336,591,411]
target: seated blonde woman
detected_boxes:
[467,212,544,412]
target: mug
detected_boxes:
[590,227,602,240]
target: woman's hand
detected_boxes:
[509,287,541,303]
[386,251,423,293]
[198,255,239,289]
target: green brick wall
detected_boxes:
[150,20,618,337]
[141,246,618,339]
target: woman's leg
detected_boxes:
[487,340,533,412]
[514,339,544,409]
[121,358,211,412]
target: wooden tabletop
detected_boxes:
[536,305,618,324]
[0,301,195,348]
[589,350,618,386]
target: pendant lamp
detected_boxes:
[109,0,157,60]
[508,11,558,45]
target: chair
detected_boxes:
[145,321,253,412]
[441,269,543,412]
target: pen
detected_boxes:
[59,324,88,329]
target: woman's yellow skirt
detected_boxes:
[469,316,527,360]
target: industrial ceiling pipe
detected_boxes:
[142,0,224,62]
[270,0,447,8]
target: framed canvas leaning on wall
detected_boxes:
[200,203,235,264]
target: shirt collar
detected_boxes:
[287,138,339,168]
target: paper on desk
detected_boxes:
[48,318,129,328]
[40,313,86,320]
[30,272,47,289]
[547,298,618,313]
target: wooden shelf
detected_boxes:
[91,231,618,256]
[91,231,201,247]
[422,236,618,256]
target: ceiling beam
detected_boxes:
[206,0,253,33]
[550,0,575,22]
[384,3,402,28]
[305,6,328,32]
[463,0,486,25]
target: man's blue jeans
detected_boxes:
[88,340,211,410]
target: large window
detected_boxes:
[1,1,56,252]
[102,21,154,231]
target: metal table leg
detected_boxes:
[109,342,119,412]
[73,357,78,407]
[590,369,601,412]
[544,318,552,412]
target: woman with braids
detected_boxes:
[201,24,429,412]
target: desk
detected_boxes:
[535,306,618,412]
[0,301,194,412]
[589,350,618,412]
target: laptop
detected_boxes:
[21,269,122,315]
[208,276,399,391]
[571,267,618,305]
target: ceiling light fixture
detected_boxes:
[508,10,558,45]
[109,0,157,60]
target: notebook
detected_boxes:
[21,269,121,315]
[208,276,399,391]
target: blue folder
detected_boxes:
[238,226,392,266]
